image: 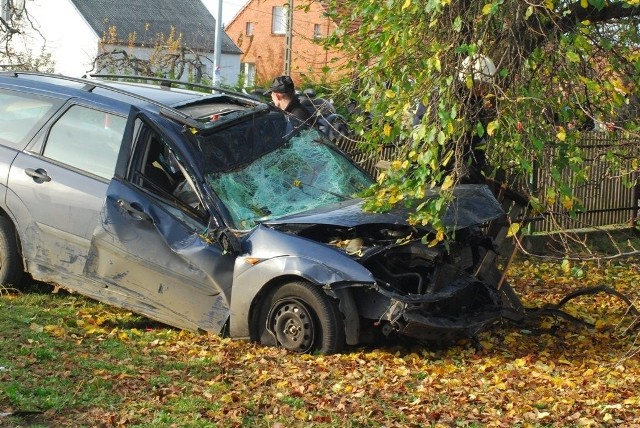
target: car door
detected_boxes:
[6,102,127,280]
[83,113,235,334]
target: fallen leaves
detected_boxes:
[2,257,640,427]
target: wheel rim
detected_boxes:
[270,298,316,353]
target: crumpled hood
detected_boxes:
[264,184,505,231]
[264,198,407,228]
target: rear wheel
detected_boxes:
[0,216,23,286]
[257,281,345,354]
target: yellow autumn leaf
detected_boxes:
[545,0,554,9]
[441,175,454,190]
[561,195,574,210]
[506,222,521,237]
[580,0,588,6]
[441,150,453,166]
[481,3,493,15]
[384,123,392,136]
[487,120,498,136]
[294,409,308,421]
[402,0,411,11]
[385,89,396,98]
[594,319,608,330]
[556,129,566,141]
[546,188,556,205]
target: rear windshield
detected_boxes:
[194,111,290,174]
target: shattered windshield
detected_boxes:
[205,128,373,230]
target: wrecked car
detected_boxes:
[0,72,524,354]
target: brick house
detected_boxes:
[225,0,344,88]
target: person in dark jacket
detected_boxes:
[265,75,314,126]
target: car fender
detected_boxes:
[229,224,375,339]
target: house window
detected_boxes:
[246,22,254,36]
[313,24,322,39]
[272,6,288,35]
[242,63,256,88]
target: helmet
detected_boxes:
[459,54,496,84]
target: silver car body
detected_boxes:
[0,73,522,353]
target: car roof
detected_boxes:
[94,79,263,120]
[93,78,259,107]
[0,72,268,129]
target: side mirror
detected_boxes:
[212,227,241,255]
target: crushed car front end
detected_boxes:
[263,184,519,344]
[192,112,523,350]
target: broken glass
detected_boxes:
[206,129,373,230]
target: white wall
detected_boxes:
[196,52,242,87]
[215,53,241,86]
[22,0,98,76]
[19,0,241,83]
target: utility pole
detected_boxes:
[213,0,223,86]
[284,0,293,75]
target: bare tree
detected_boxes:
[0,0,54,71]
[89,25,210,83]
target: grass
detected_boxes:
[1,256,639,427]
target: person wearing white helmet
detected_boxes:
[457,53,497,183]
[459,54,497,90]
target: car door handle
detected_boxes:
[117,199,152,222]
[25,168,52,183]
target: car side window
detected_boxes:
[0,89,60,148]
[43,105,126,180]
[132,122,206,219]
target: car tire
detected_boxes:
[257,281,345,354]
[0,216,23,286]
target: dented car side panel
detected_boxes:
[6,144,109,280]
[84,178,235,333]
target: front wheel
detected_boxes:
[256,281,345,354]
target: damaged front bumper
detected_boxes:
[371,272,506,341]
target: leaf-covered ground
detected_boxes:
[1,257,639,427]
